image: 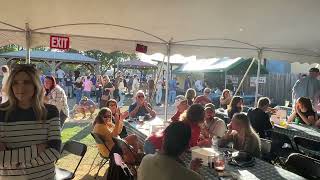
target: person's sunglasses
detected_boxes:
[103,115,112,119]
[205,91,210,94]
[109,104,117,107]
[137,95,144,98]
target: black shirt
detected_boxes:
[297,110,316,124]
[247,108,272,138]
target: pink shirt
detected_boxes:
[83,79,92,91]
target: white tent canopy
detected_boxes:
[1,0,320,63]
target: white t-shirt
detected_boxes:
[56,69,65,79]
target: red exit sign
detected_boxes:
[50,35,70,50]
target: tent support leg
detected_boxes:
[164,41,171,122]
[254,49,263,106]
[25,23,31,64]
[224,71,227,89]
[234,58,256,96]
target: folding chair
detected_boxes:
[284,153,320,180]
[260,138,272,162]
[270,131,296,163]
[293,136,320,160]
[90,132,110,179]
[56,140,87,180]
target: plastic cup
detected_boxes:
[214,154,225,171]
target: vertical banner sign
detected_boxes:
[50,35,70,50]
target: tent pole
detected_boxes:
[234,58,255,96]
[164,41,171,122]
[25,23,31,64]
[254,49,263,106]
[224,71,227,89]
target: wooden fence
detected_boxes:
[239,73,299,105]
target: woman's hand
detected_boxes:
[190,158,203,172]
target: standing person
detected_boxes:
[138,122,202,180]
[148,78,155,102]
[100,75,114,108]
[95,75,103,103]
[74,76,83,104]
[1,65,9,104]
[219,113,261,158]
[82,76,93,98]
[220,89,232,109]
[288,97,318,126]
[194,79,203,93]
[168,77,177,105]
[44,75,69,127]
[155,78,163,106]
[185,88,196,106]
[227,96,244,119]
[118,76,126,107]
[132,74,140,97]
[0,64,61,179]
[112,75,120,102]
[292,67,320,108]
[247,97,273,138]
[184,75,192,92]
[64,72,74,99]
[55,66,65,84]
[127,75,133,95]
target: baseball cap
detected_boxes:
[309,67,319,73]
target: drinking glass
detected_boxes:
[214,153,225,171]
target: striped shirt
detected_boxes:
[0,104,61,180]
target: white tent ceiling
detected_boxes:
[1,0,320,63]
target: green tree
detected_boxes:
[0,44,22,53]
[84,50,137,75]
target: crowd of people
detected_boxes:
[0,63,319,179]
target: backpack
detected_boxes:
[107,152,134,180]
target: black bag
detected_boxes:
[107,152,134,180]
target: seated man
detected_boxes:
[73,96,97,119]
[129,90,156,118]
[247,97,273,138]
[194,88,212,106]
[201,103,226,139]
[138,121,202,180]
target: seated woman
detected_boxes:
[106,99,129,138]
[144,104,205,154]
[220,89,232,109]
[0,64,61,179]
[288,97,318,125]
[219,113,261,158]
[185,88,196,106]
[170,95,189,122]
[227,96,243,119]
[93,108,140,162]
[200,103,226,139]
[138,121,202,180]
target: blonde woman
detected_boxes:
[0,64,61,179]
[185,88,196,106]
[219,113,261,157]
[220,89,232,109]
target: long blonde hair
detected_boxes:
[1,64,47,121]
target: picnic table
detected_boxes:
[125,119,306,180]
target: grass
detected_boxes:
[57,120,107,180]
